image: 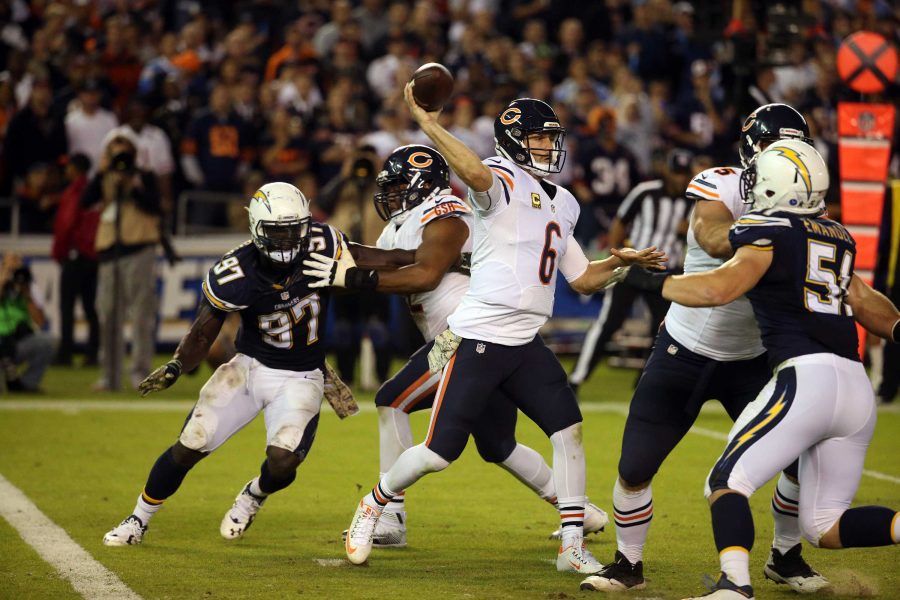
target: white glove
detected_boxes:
[303,239,357,288]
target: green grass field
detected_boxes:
[1,358,898,599]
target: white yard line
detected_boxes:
[1,400,898,485]
[0,473,142,600]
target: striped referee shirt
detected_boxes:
[615,179,691,268]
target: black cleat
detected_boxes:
[580,550,646,592]
[683,573,754,599]
[764,544,829,593]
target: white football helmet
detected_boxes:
[247,182,311,265]
[743,139,828,215]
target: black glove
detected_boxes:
[624,267,669,294]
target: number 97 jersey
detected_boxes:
[728,211,859,368]
[202,223,342,372]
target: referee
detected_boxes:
[569,149,694,394]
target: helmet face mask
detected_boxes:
[494,98,567,177]
[248,182,312,267]
[374,145,450,223]
[744,139,829,215]
[739,103,812,167]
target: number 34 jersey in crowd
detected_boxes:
[202,223,343,372]
[728,210,859,368]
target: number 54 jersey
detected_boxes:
[728,211,859,368]
[202,223,343,372]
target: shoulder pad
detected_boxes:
[203,247,256,312]
[420,194,472,226]
[729,213,791,252]
[686,167,741,201]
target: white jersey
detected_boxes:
[448,156,582,346]
[664,166,765,360]
[375,191,473,341]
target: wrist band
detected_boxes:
[346,268,379,291]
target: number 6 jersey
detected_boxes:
[728,210,859,367]
[202,223,343,372]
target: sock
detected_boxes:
[363,480,398,511]
[550,424,587,544]
[838,506,898,547]
[557,495,586,547]
[258,459,296,495]
[248,477,268,499]
[711,493,754,587]
[380,473,405,514]
[613,479,653,565]
[771,473,802,554]
[137,447,193,523]
[498,443,556,502]
[378,406,413,515]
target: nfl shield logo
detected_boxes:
[281,292,290,300]
[475,342,486,354]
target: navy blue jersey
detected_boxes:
[729,211,859,367]
[202,222,342,372]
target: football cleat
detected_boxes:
[556,538,603,574]
[220,480,267,540]
[580,550,646,592]
[102,514,147,546]
[342,510,407,548]
[683,573,754,599]
[346,499,382,565]
[549,501,608,539]
[763,544,829,593]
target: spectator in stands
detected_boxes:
[15,162,59,233]
[82,136,160,391]
[98,16,142,113]
[0,255,55,393]
[572,107,642,249]
[180,85,251,226]
[259,108,313,182]
[265,19,316,82]
[104,98,175,215]
[4,77,67,193]
[65,78,118,177]
[51,153,99,367]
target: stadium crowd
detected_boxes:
[1,0,897,238]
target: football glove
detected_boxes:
[138,359,183,396]
[303,240,379,290]
[624,266,669,294]
[322,361,358,419]
[427,329,462,373]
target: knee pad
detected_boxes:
[618,456,656,488]
[420,445,451,474]
[179,408,218,451]
[473,432,516,463]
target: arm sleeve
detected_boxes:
[558,234,590,282]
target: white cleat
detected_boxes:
[220,480,267,540]
[346,499,382,565]
[102,515,147,546]
[343,510,407,548]
[556,538,603,574]
[549,501,608,539]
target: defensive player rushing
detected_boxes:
[306,144,607,548]
[580,104,829,594]
[102,182,365,546]
[625,140,900,600]
[333,84,665,572]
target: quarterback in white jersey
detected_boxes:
[308,144,608,548]
[338,85,665,573]
[580,104,830,595]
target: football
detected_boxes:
[410,63,454,112]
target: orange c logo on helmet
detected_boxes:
[500,107,522,125]
[407,152,433,168]
[741,112,757,132]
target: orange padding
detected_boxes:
[840,184,885,225]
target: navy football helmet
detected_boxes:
[739,103,812,167]
[494,98,566,177]
[374,145,450,222]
